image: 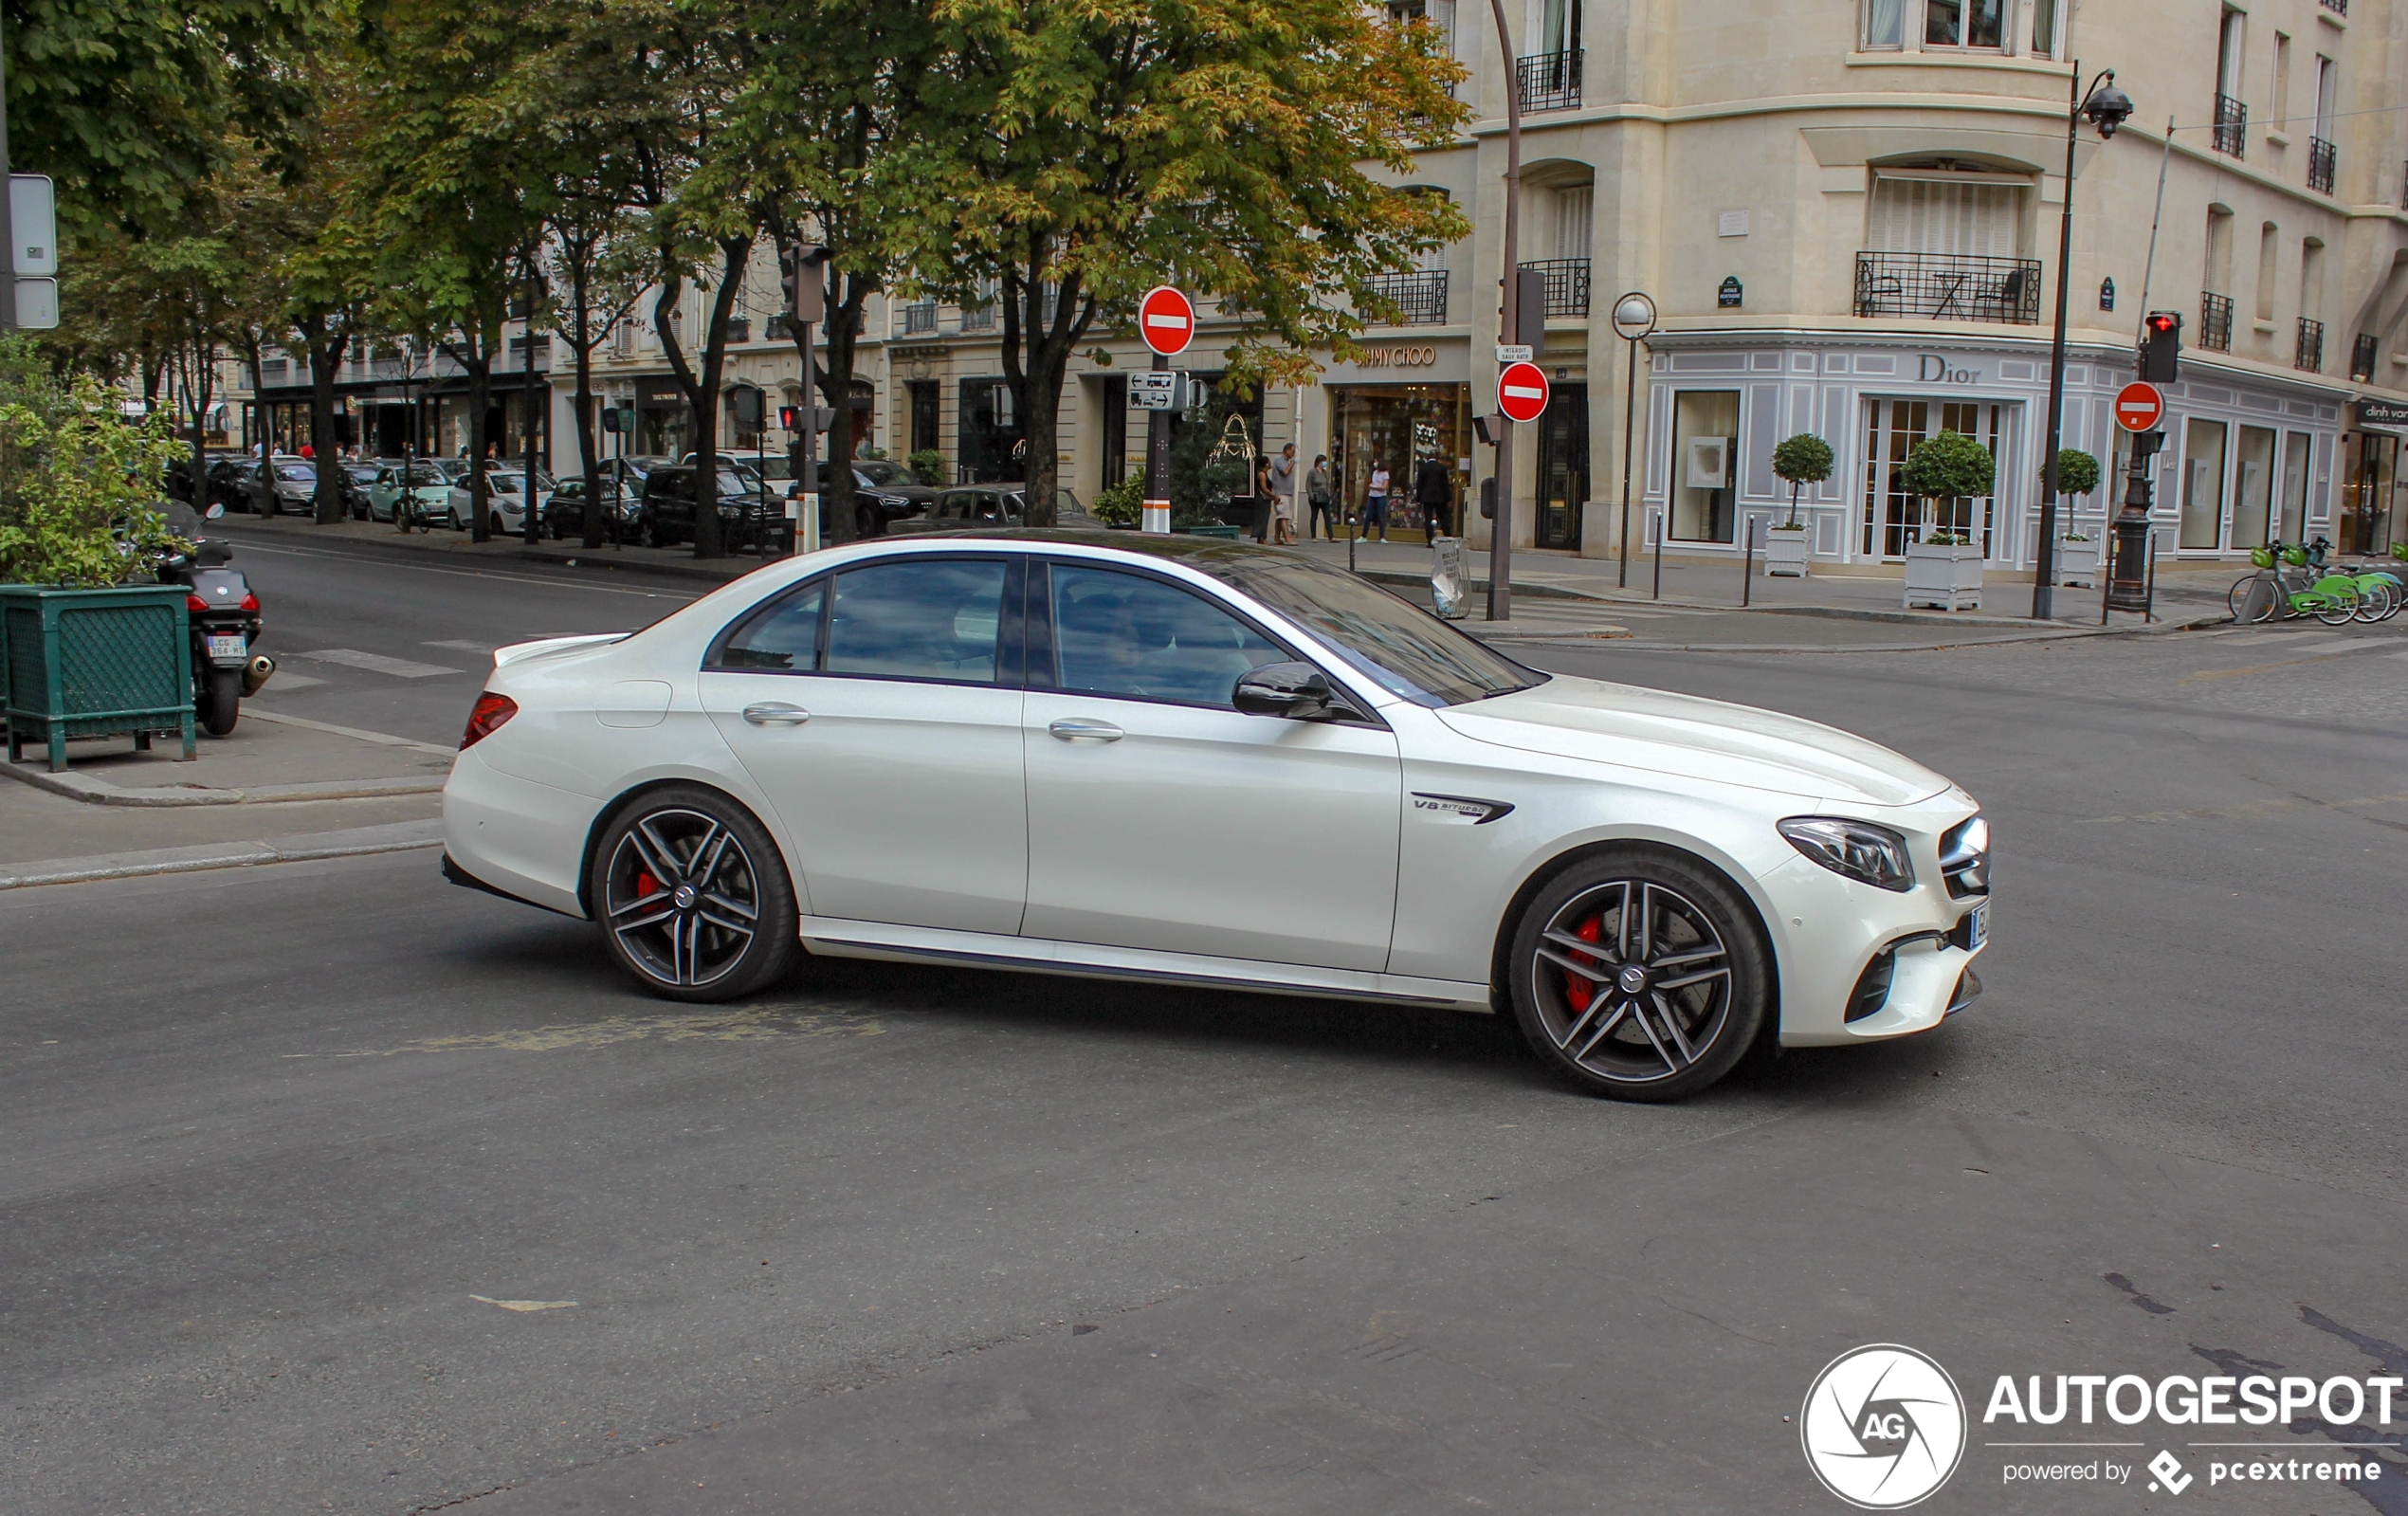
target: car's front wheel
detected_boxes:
[590,787,800,1002]
[1506,848,1771,1102]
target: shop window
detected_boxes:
[2278,431,2313,541]
[2233,425,2276,549]
[1670,391,1740,544]
[2342,433,2400,557]
[2180,418,2229,551]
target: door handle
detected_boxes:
[1048,718,1123,742]
[741,703,811,726]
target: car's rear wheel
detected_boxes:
[591,787,799,1002]
[1507,848,1770,1102]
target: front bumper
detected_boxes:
[1764,840,1990,1049]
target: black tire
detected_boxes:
[198,667,242,737]
[856,504,880,539]
[589,786,800,1002]
[1506,847,1772,1103]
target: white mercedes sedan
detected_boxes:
[442,534,1989,1102]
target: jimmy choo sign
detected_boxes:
[1355,345,1440,368]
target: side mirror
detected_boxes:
[205,503,226,520]
[1232,661,1351,721]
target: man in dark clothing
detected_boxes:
[1414,454,1456,540]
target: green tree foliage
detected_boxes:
[2053,447,2101,499]
[1770,432,1833,525]
[0,337,187,585]
[1901,430,1994,504]
[921,0,1470,523]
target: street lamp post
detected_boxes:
[1484,0,1523,624]
[2033,65,2133,621]
[1611,292,1657,589]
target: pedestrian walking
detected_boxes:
[1306,455,1335,539]
[1414,452,1455,542]
[1268,443,1298,545]
[1363,461,1392,542]
[1251,456,1275,542]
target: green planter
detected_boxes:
[1,584,195,771]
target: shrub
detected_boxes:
[1093,469,1144,527]
[2053,447,2101,499]
[0,338,188,586]
[1901,429,1994,502]
[907,448,946,487]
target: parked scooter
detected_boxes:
[157,503,275,735]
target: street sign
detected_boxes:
[12,278,57,329]
[1497,361,1550,424]
[1139,285,1195,356]
[11,175,56,275]
[1126,370,1192,411]
[1495,343,1533,364]
[2113,381,2165,432]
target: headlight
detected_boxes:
[1778,816,1915,892]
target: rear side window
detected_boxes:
[717,582,826,671]
[825,558,1009,684]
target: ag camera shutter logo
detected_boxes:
[1801,1344,1968,1508]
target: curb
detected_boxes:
[0,819,445,890]
[0,761,448,806]
[1472,612,2231,653]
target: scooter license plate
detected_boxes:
[206,633,248,664]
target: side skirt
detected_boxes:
[800,917,1494,1013]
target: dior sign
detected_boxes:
[1919,355,1984,384]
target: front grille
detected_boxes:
[1845,949,1896,1023]
[1939,815,1989,899]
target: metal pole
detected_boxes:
[2135,117,2175,333]
[1141,351,1171,534]
[799,318,816,552]
[1742,516,1755,607]
[2033,63,2088,622]
[1485,0,1522,624]
[1651,504,1663,600]
[0,5,15,333]
[1616,333,1636,588]
[522,252,541,546]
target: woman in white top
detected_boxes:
[1363,463,1392,542]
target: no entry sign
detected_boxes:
[2113,381,2165,432]
[1139,286,1195,356]
[1498,361,1550,424]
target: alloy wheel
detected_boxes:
[602,808,762,989]
[1528,878,1735,1087]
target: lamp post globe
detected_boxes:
[2083,76,2134,139]
[1613,292,1658,342]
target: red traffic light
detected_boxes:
[2145,313,2178,338]
[777,406,798,429]
[2140,310,2182,384]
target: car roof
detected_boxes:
[856,528,1298,567]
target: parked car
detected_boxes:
[445,468,555,534]
[442,534,1989,1103]
[635,465,775,549]
[886,484,1095,536]
[599,456,674,507]
[338,461,382,520]
[542,476,640,539]
[165,449,247,506]
[204,457,256,512]
[239,458,321,516]
[368,459,465,523]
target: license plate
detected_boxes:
[206,634,247,662]
[1961,902,1989,951]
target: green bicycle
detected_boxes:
[2228,543,2377,626]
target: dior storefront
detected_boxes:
[1640,333,2348,570]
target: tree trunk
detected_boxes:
[999,250,1093,530]
[654,236,752,559]
[817,272,873,544]
[185,332,213,517]
[465,331,494,542]
[570,258,604,551]
[301,315,350,524]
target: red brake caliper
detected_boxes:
[636,872,660,898]
[1565,917,1603,1012]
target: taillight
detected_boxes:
[460,692,519,749]
[238,593,260,612]
[185,594,210,612]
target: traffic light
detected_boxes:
[2140,311,2181,383]
[777,405,798,430]
[777,243,828,325]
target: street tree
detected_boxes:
[922,0,1469,524]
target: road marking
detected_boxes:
[299,648,462,678]
[424,639,492,653]
[240,708,458,756]
[2077,789,2408,827]
[470,1295,578,1313]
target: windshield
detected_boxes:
[274,465,317,482]
[856,461,907,487]
[1195,552,1543,708]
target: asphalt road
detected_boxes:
[7,542,2407,1514]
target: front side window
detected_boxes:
[825,558,1008,684]
[1048,565,1285,708]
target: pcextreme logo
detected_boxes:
[1801,1344,1969,1509]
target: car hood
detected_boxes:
[1433,673,1950,808]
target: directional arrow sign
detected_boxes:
[1139,285,1195,356]
[2113,381,2165,432]
[1498,361,1550,424]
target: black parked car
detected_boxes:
[542,476,640,540]
[635,465,775,549]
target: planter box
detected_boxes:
[1903,543,1984,612]
[2054,535,2102,588]
[1762,527,1810,577]
[1,584,195,772]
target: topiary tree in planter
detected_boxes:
[1771,432,1833,528]
[1900,429,1994,546]
[2053,447,2101,502]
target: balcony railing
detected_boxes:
[901,301,937,336]
[2308,137,2336,194]
[2199,291,2235,352]
[1853,251,2042,324]
[1517,48,1582,113]
[960,303,996,332]
[1519,257,1590,318]
[2318,0,2344,14]
[2212,93,2246,157]
[2353,332,2379,382]
[2296,318,2325,373]
[1361,269,1450,325]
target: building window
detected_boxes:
[1669,391,1740,544]
[2030,0,2057,56]
[1924,0,2003,49]
[2253,222,2279,321]
[2179,418,2229,550]
[957,377,1022,483]
[1863,0,1903,48]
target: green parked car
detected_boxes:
[368,458,466,524]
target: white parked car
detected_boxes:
[442,535,1989,1101]
[442,468,554,532]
